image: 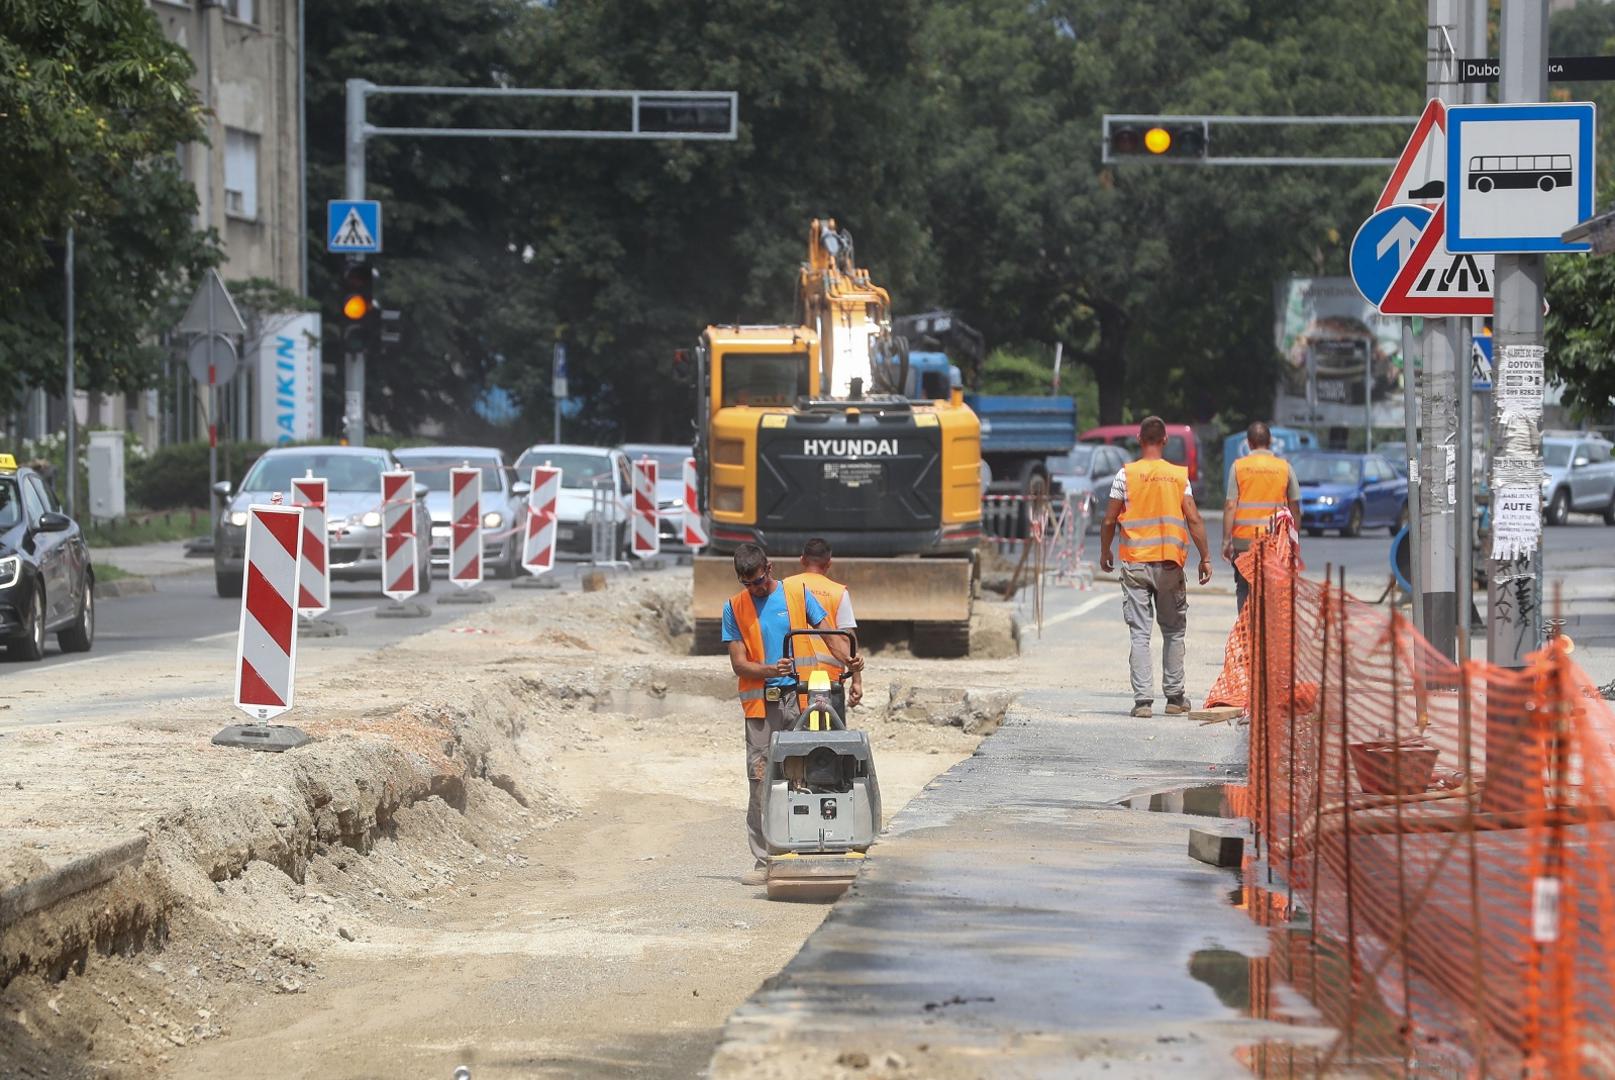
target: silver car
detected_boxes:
[513,444,632,559]
[618,443,693,550]
[1543,432,1615,525]
[212,446,432,598]
[393,447,530,578]
[1046,443,1127,532]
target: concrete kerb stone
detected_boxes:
[0,835,147,927]
[437,589,495,605]
[298,615,349,638]
[1188,826,1244,868]
[512,575,562,590]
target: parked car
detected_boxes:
[513,444,632,558]
[1542,432,1615,525]
[1045,443,1127,532]
[213,446,432,598]
[1081,423,1202,486]
[618,443,694,549]
[1292,451,1409,538]
[0,452,94,660]
[393,446,531,578]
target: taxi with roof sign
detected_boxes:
[0,452,95,661]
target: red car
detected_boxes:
[1079,424,1201,486]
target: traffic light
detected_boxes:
[339,259,375,353]
[1105,119,1209,163]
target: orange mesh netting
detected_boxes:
[1221,531,1615,1077]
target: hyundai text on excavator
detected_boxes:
[688,220,983,657]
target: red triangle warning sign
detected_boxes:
[1378,204,1494,316]
[1375,99,1447,212]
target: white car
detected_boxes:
[618,443,693,550]
[393,446,531,578]
[512,444,632,559]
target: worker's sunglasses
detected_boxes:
[738,564,772,588]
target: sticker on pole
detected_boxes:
[631,458,660,558]
[522,466,562,575]
[682,457,708,549]
[449,466,483,588]
[1446,102,1596,253]
[381,470,419,600]
[1350,205,1433,308]
[1376,98,1447,211]
[291,477,329,617]
[1377,204,1495,316]
[235,504,304,721]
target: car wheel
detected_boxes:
[1341,502,1363,538]
[58,581,94,653]
[216,569,243,598]
[1546,488,1570,526]
[9,586,46,661]
[1390,502,1409,537]
[1604,492,1615,526]
[419,556,433,593]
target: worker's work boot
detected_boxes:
[740,861,767,886]
[1130,701,1152,718]
[1165,695,1191,715]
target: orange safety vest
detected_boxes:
[1118,458,1190,566]
[1230,452,1293,541]
[729,580,824,718]
[785,570,850,676]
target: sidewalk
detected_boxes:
[89,539,209,579]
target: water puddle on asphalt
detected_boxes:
[1117,782,1251,818]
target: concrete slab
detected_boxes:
[376,600,432,619]
[512,574,562,590]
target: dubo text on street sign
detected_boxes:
[327,200,382,253]
[1459,55,1615,84]
[1446,102,1596,255]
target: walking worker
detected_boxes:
[1222,421,1301,613]
[783,537,862,710]
[723,542,861,885]
[1098,416,1213,718]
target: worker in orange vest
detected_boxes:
[784,537,862,712]
[1099,416,1213,718]
[1222,421,1301,613]
[723,542,860,885]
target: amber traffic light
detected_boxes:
[1106,119,1209,162]
[339,259,375,352]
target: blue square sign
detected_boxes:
[327,200,382,253]
[1446,102,1595,254]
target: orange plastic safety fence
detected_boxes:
[1229,531,1615,1078]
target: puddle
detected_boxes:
[1118,782,1250,818]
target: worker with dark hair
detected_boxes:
[784,537,862,711]
[722,542,859,885]
[1099,416,1213,717]
[1223,421,1300,613]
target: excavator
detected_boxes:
[688,219,983,657]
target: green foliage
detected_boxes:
[85,509,209,547]
[1546,244,1615,423]
[130,441,268,511]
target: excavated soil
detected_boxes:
[0,571,1021,1079]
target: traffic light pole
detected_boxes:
[343,81,368,447]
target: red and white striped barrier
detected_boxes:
[522,465,562,575]
[682,456,708,549]
[381,470,419,601]
[450,466,483,588]
[291,476,329,617]
[234,504,304,720]
[631,457,659,558]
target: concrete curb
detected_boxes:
[98,577,156,599]
[0,835,147,926]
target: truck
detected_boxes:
[687,221,984,658]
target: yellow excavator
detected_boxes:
[688,219,983,656]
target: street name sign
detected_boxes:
[1350,204,1432,307]
[1446,102,1596,254]
[1459,56,1615,84]
[327,200,383,253]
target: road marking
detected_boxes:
[196,630,239,643]
[332,606,378,618]
[1041,589,1119,628]
[43,654,114,672]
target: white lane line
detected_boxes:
[331,606,378,618]
[1041,589,1119,629]
[42,654,115,672]
[196,630,239,643]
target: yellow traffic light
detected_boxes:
[1144,127,1172,154]
[343,294,370,321]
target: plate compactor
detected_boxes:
[761,630,882,901]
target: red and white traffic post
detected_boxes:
[449,466,483,588]
[381,470,421,603]
[631,457,660,559]
[682,456,708,550]
[292,476,329,617]
[522,465,562,575]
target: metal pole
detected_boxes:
[343,80,368,447]
[1488,0,1548,668]
[1401,321,1424,640]
[1364,339,1373,452]
[207,276,218,523]
[297,0,307,296]
[64,227,76,518]
[1453,0,1483,654]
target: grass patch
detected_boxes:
[84,508,210,547]
[94,563,135,583]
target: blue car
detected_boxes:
[1293,452,1409,538]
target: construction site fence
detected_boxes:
[1208,528,1615,1078]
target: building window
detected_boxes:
[224,128,259,220]
[224,0,254,24]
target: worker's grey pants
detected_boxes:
[745,695,799,863]
[1120,560,1188,705]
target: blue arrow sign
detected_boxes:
[327,200,382,253]
[1350,205,1434,308]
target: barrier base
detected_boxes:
[377,599,431,619]
[632,556,671,572]
[513,574,562,590]
[298,615,348,638]
[211,723,312,753]
[438,588,495,605]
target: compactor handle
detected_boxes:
[782,627,858,667]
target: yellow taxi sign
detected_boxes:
[0,453,17,472]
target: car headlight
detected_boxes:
[0,555,18,590]
[361,511,382,529]
[1317,496,1336,507]
[229,510,250,527]
[482,512,503,529]
[667,498,684,510]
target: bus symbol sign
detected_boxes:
[1446,102,1596,254]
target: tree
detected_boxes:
[0,0,217,409]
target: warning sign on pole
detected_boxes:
[631,458,660,558]
[449,466,483,588]
[522,465,562,575]
[234,504,304,721]
[682,457,708,549]
[381,470,419,601]
[292,477,329,617]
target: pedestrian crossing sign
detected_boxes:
[326,200,382,253]
[1377,203,1494,317]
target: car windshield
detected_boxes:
[1114,434,1187,466]
[392,457,504,491]
[515,450,615,489]
[0,477,21,529]
[1050,446,1095,472]
[621,448,690,474]
[242,452,389,493]
[1293,455,1361,485]
[1543,443,1572,468]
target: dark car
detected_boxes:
[0,454,95,660]
[1293,452,1409,538]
